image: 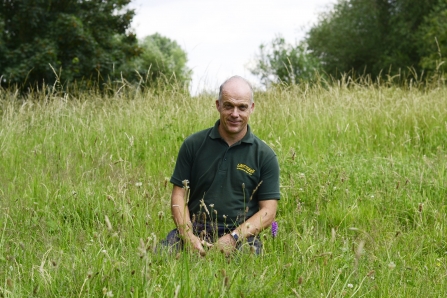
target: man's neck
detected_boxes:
[218,126,247,146]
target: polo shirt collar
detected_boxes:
[209,120,255,144]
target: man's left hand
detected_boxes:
[216,234,237,256]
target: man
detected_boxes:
[162,75,280,256]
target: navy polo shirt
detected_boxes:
[170,120,280,228]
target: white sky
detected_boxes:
[129,0,336,95]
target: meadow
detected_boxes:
[0,79,446,297]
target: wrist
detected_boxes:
[178,224,194,239]
[230,231,239,244]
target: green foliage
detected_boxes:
[250,35,320,87]
[123,33,191,89]
[0,0,140,89]
[306,0,389,77]
[418,1,447,72]
[306,0,445,79]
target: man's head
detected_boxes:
[218,75,254,104]
[216,76,255,142]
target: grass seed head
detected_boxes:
[331,228,336,242]
[104,215,113,231]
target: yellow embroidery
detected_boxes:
[237,163,255,175]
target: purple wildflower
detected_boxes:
[271,221,278,238]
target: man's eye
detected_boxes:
[239,106,247,111]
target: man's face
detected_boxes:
[216,79,254,141]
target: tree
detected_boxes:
[418,1,447,73]
[306,0,441,79]
[0,0,140,89]
[123,33,191,89]
[249,35,320,87]
[306,0,392,78]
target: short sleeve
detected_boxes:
[170,140,192,187]
[256,153,280,200]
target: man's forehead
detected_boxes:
[221,96,251,105]
[221,84,252,103]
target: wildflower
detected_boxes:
[347,283,353,288]
[209,204,214,208]
[271,221,278,237]
[135,182,142,187]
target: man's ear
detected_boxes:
[215,100,221,111]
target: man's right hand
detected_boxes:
[186,234,212,256]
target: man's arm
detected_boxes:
[171,185,209,255]
[216,199,278,253]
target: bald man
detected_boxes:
[162,76,280,256]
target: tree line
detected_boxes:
[0,0,190,91]
[250,0,447,86]
[1,0,446,93]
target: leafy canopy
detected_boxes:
[305,0,446,79]
[123,33,191,89]
[251,0,447,85]
[0,0,139,89]
[249,35,320,87]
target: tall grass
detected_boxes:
[0,80,446,297]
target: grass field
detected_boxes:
[1,81,446,297]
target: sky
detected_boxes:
[129,0,336,95]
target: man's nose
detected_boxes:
[230,107,240,117]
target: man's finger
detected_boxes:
[201,240,213,248]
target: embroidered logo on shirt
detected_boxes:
[237,163,255,175]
